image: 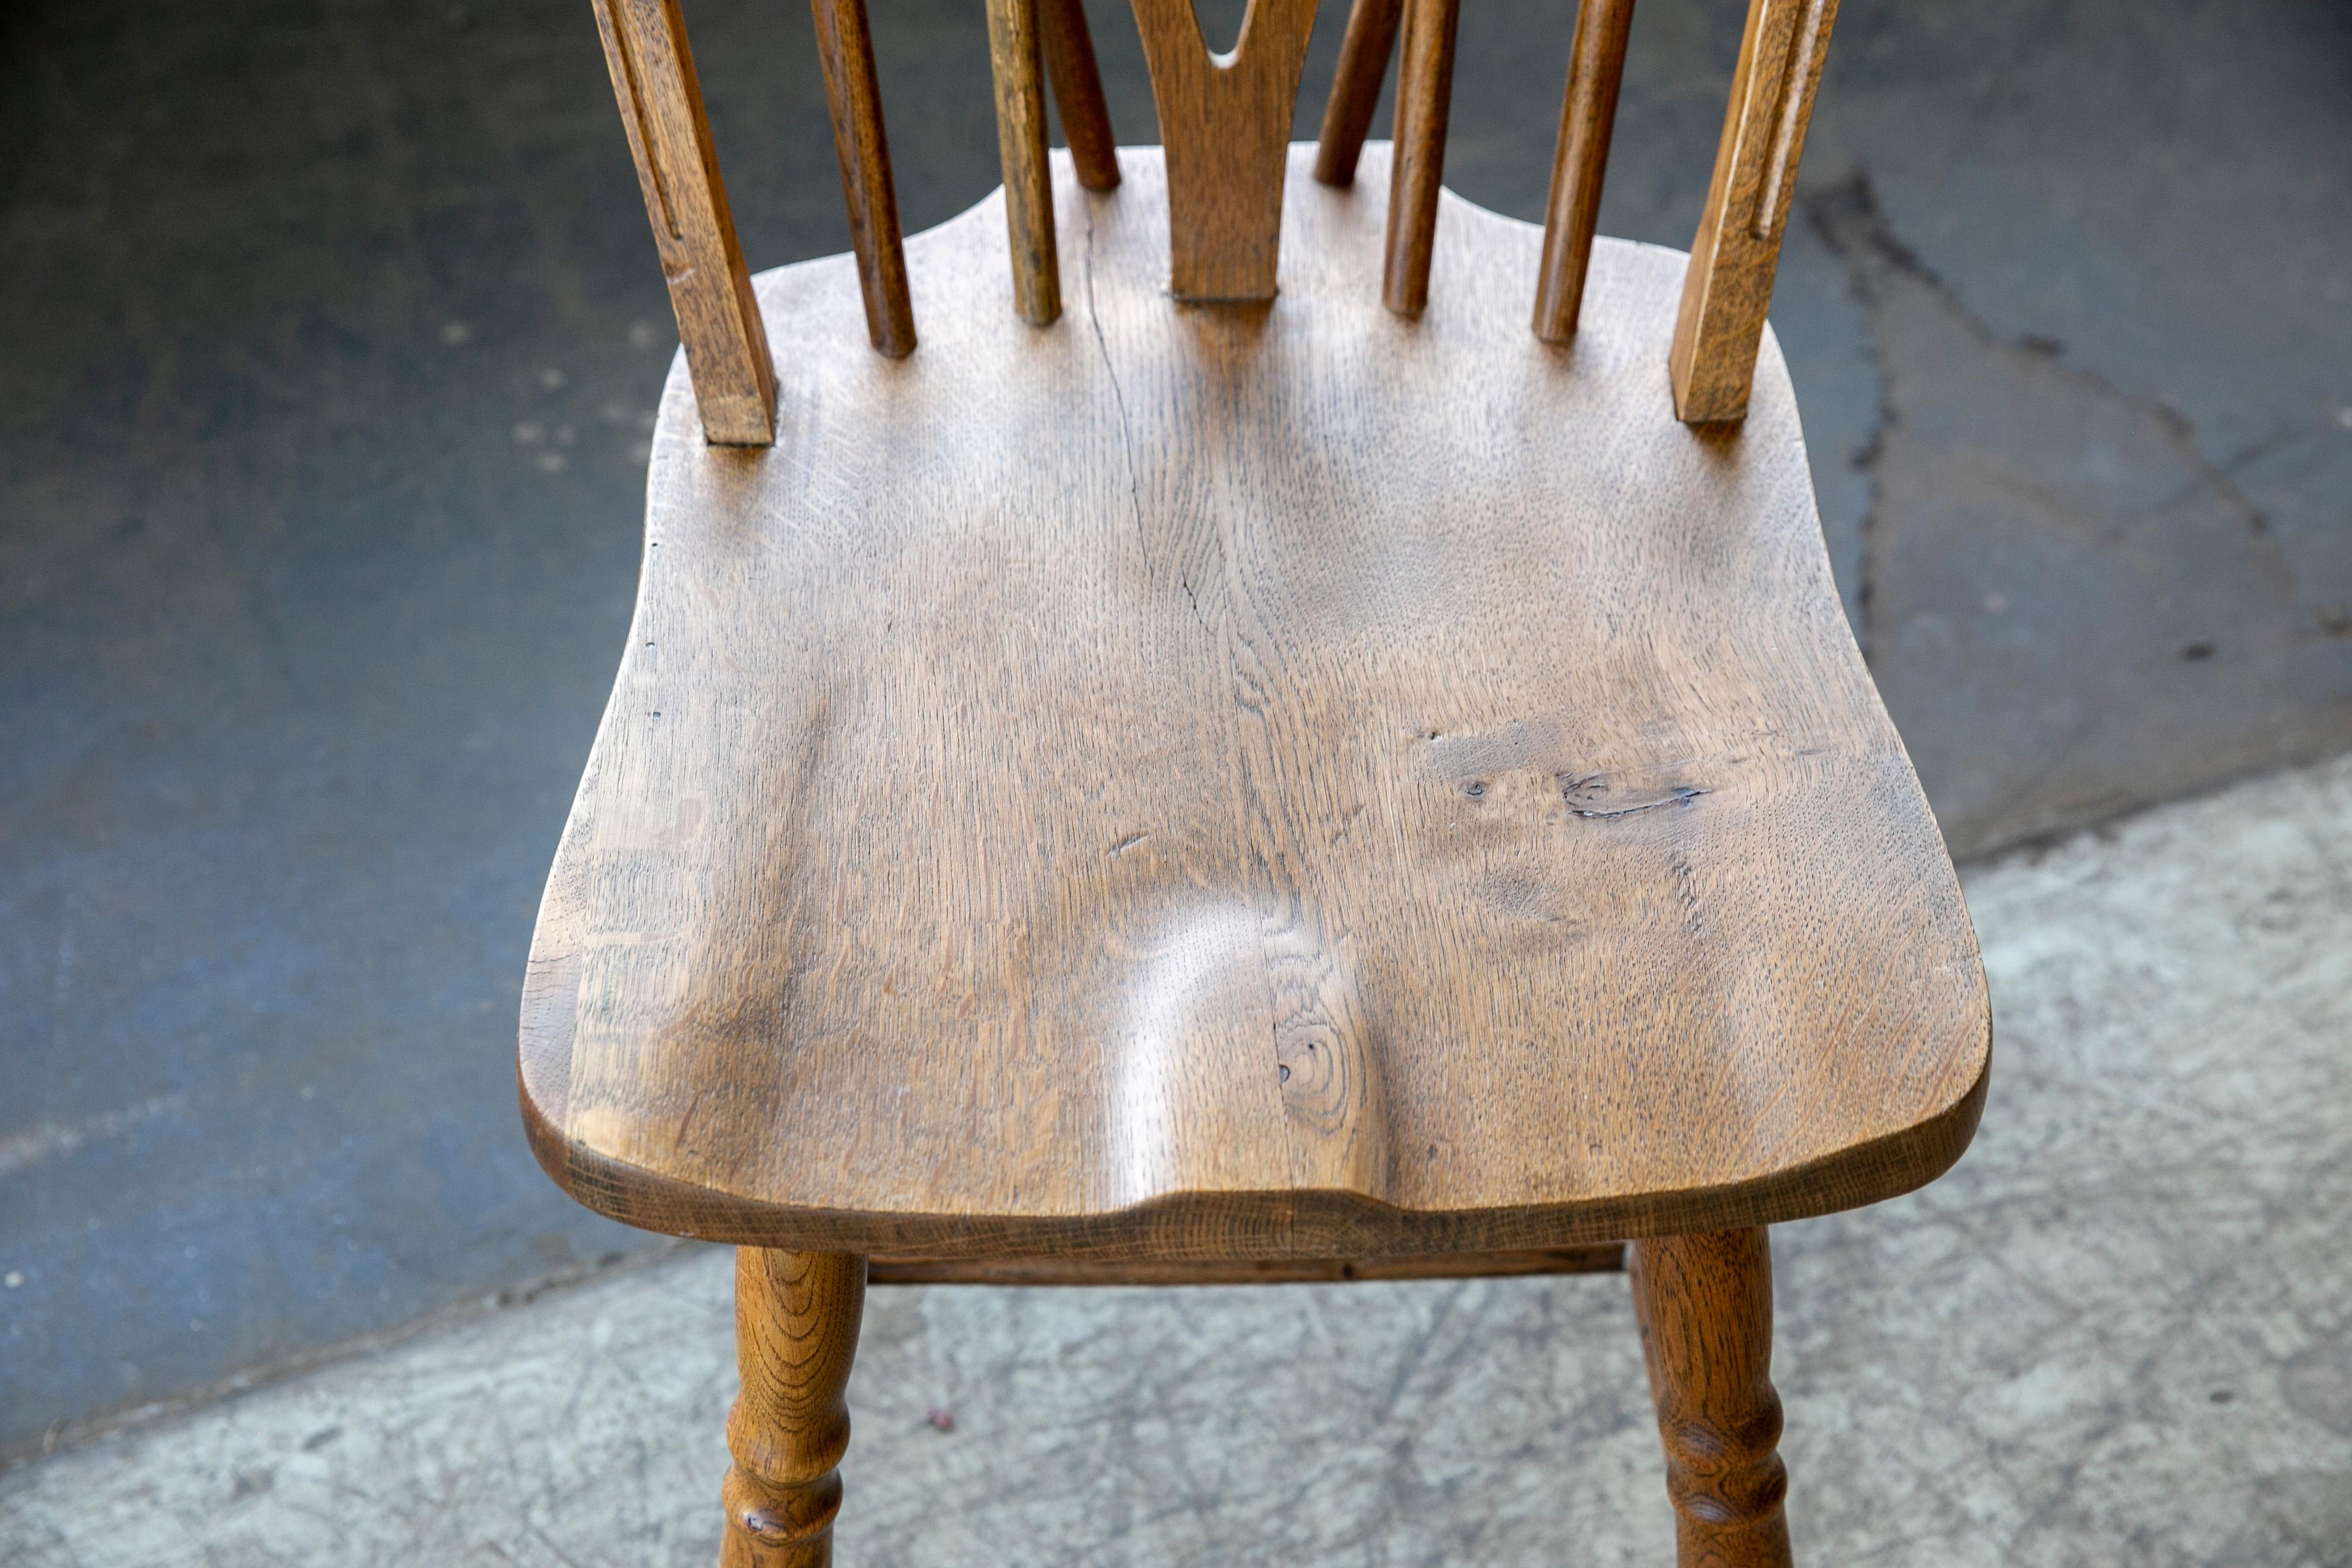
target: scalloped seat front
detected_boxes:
[518,144,1989,1261]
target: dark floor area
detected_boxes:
[3,0,2348,1457]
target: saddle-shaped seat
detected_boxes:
[520,145,1986,1260]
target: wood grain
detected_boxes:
[1311,0,1404,188]
[983,0,1061,323]
[720,1250,866,1568]
[868,1243,1625,1285]
[1629,1230,1792,1568]
[1382,0,1461,316]
[808,0,914,358]
[590,0,776,444]
[1667,0,1839,422]
[1130,0,1319,299]
[519,144,1989,1263]
[1532,0,1636,343]
[1038,0,1121,191]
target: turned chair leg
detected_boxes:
[722,1249,868,1567]
[1627,1228,1793,1568]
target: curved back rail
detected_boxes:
[592,0,1838,442]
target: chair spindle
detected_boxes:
[1311,0,1404,188]
[1382,0,1461,317]
[1531,0,1636,343]
[984,0,1063,323]
[1668,0,1839,422]
[590,0,777,445]
[809,0,916,358]
[720,1249,866,1568]
[1130,0,1319,301]
[1629,1230,1793,1567]
[1039,0,1122,191]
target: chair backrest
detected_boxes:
[589,0,1839,445]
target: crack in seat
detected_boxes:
[519,143,1989,1263]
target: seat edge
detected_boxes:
[517,1018,1990,1260]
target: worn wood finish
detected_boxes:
[1532,0,1637,343]
[721,1250,866,1568]
[519,144,1989,1263]
[869,1243,1625,1285]
[1668,0,1839,422]
[1629,1229,1792,1568]
[1311,0,1403,188]
[590,0,776,444]
[1038,0,1121,191]
[807,0,915,358]
[983,0,1061,323]
[1129,0,1319,299]
[1382,0,1461,316]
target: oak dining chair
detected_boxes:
[520,0,1990,1560]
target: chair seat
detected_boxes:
[519,143,1989,1262]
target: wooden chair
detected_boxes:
[523,0,1988,1560]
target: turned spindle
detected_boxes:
[721,1249,867,1568]
[1628,1229,1793,1568]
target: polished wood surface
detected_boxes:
[869,1243,1626,1285]
[1381,0,1460,316]
[1129,0,1318,299]
[984,0,1061,324]
[1630,1229,1792,1568]
[1311,0,1403,188]
[808,0,914,358]
[721,1250,866,1568]
[1668,0,1839,423]
[519,143,1988,1263]
[1533,0,1636,343]
[589,0,775,444]
[1039,0,1121,192]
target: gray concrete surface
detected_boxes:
[6,755,2349,1565]
[4,0,2350,1458]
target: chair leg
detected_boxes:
[721,1249,868,1567]
[1627,1229,1793,1568]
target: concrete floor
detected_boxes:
[7,755,2350,1564]
[4,0,2350,1460]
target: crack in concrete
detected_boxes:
[1812,176,1903,666]
[1799,170,2328,858]
[1808,172,2283,665]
